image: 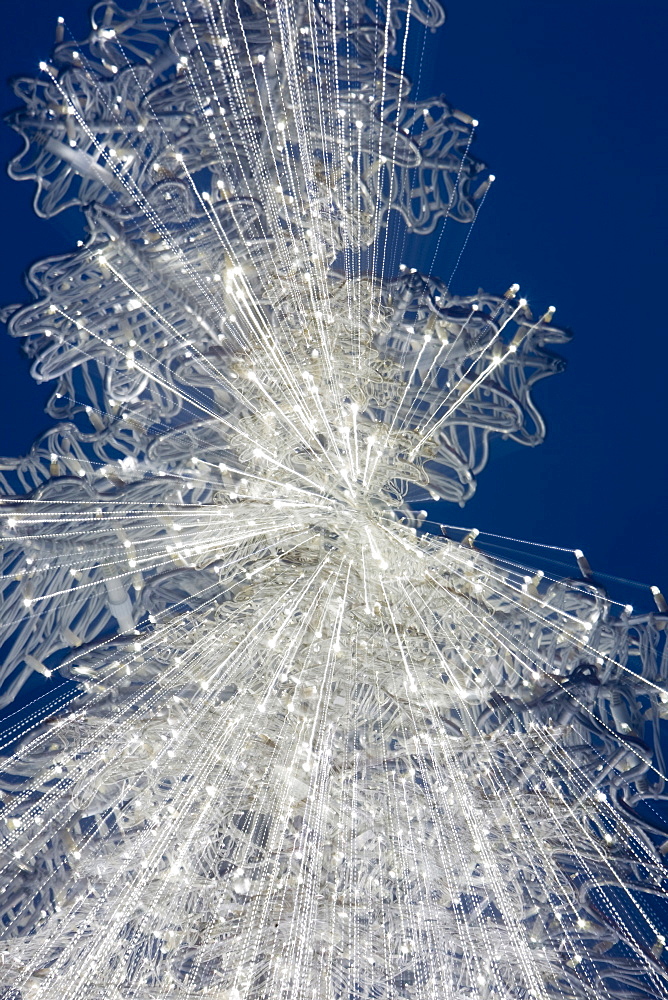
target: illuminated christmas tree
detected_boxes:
[0,2,667,998]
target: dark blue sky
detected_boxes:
[0,0,666,609]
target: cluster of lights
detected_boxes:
[0,1,666,1000]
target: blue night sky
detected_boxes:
[0,0,666,611]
